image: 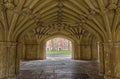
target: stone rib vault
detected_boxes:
[0,0,120,79]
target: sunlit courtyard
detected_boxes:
[46,38,72,60]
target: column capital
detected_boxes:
[104,75,120,79]
[24,43,40,45]
[0,41,17,47]
[99,41,120,47]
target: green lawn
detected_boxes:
[46,50,72,54]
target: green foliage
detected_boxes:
[46,50,72,54]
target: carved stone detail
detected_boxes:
[99,9,108,16]
[0,4,5,11]
[22,7,32,15]
[4,1,15,10]
[0,41,17,47]
[108,4,117,10]
[116,7,120,15]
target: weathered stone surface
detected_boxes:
[17,59,104,79]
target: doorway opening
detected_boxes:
[46,37,72,60]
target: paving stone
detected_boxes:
[17,59,104,79]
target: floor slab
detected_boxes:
[17,59,104,79]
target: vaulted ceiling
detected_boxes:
[22,26,96,44]
[0,0,120,42]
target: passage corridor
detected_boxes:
[17,60,104,79]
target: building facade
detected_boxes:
[46,38,72,51]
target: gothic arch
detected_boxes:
[41,34,75,59]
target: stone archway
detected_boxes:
[17,34,103,79]
[0,0,120,79]
[38,34,75,60]
[16,29,102,78]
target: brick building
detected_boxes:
[46,38,72,51]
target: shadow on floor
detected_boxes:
[17,59,104,79]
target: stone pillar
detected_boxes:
[0,41,17,79]
[80,44,91,60]
[37,42,46,60]
[25,44,38,60]
[22,42,45,60]
[103,42,120,79]
[20,43,26,60]
[98,42,105,74]
[73,43,81,59]
[15,43,23,74]
[37,44,41,59]
[91,44,98,60]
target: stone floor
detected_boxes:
[46,54,71,60]
[17,59,104,79]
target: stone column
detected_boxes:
[98,42,105,75]
[91,44,98,60]
[37,44,41,59]
[20,43,26,60]
[22,42,45,60]
[103,42,120,79]
[15,43,23,74]
[38,42,46,60]
[0,41,17,79]
[73,43,81,59]
[80,44,91,60]
[25,44,38,60]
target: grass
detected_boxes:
[46,50,72,54]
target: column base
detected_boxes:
[7,77,16,79]
[104,75,120,79]
[0,76,16,79]
[99,73,104,77]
